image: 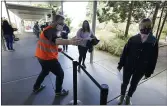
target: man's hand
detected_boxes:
[70,38,82,45]
[62,30,66,33]
[71,36,78,40]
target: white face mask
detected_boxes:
[55,24,64,37]
[56,24,63,31]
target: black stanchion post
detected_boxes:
[73,60,78,105]
[68,60,82,105]
[100,84,109,105]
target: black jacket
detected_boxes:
[61,24,70,39]
[2,25,14,36]
[118,33,158,77]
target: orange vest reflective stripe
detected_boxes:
[35,26,58,60]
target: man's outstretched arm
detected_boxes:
[55,37,89,47]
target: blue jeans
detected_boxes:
[5,36,14,50]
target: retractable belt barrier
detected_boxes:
[61,51,109,105]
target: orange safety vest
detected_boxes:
[35,26,58,60]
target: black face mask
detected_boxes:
[140,28,151,35]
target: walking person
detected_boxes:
[2,20,17,51]
[33,14,94,96]
[33,21,40,38]
[61,24,70,52]
[117,18,158,105]
[76,20,96,70]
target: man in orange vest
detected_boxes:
[33,14,91,96]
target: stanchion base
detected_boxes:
[67,100,83,105]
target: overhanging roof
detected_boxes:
[6,3,52,21]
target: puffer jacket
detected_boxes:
[118,33,158,77]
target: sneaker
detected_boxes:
[33,85,46,93]
[11,49,15,51]
[125,96,132,105]
[55,89,69,96]
[118,95,125,105]
[8,49,15,52]
[82,63,86,68]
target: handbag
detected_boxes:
[88,38,100,53]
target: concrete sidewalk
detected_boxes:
[1,32,167,105]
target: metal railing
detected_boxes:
[61,51,109,105]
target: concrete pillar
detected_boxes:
[61,0,64,15]
[90,1,97,63]
[4,0,11,24]
[14,14,19,34]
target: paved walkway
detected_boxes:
[1,32,167,105]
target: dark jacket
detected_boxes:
[61,24,70,39]
[118,33,158,77]
[33,24,40,32]
[2,25,14,36]
[43,26,58,43]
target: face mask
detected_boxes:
[56,24,63,31]
[140,28,151,35]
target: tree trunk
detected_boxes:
[152,2,160,30]
[156,3,165,38]
[124,1,133,37]
[61,1,63,15]
[157,11,167,42]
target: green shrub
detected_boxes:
[160,33,166,40]
[162,23,167,34]
[95,27,132,56]
[95,34,128,56]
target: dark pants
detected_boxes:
[63,45,68,51]
[5,36,13,50]
[34,58,64,93]
[121,69,145,97]
[78,46,88,65]
[62,37,68,51]
[36,32,40,38]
